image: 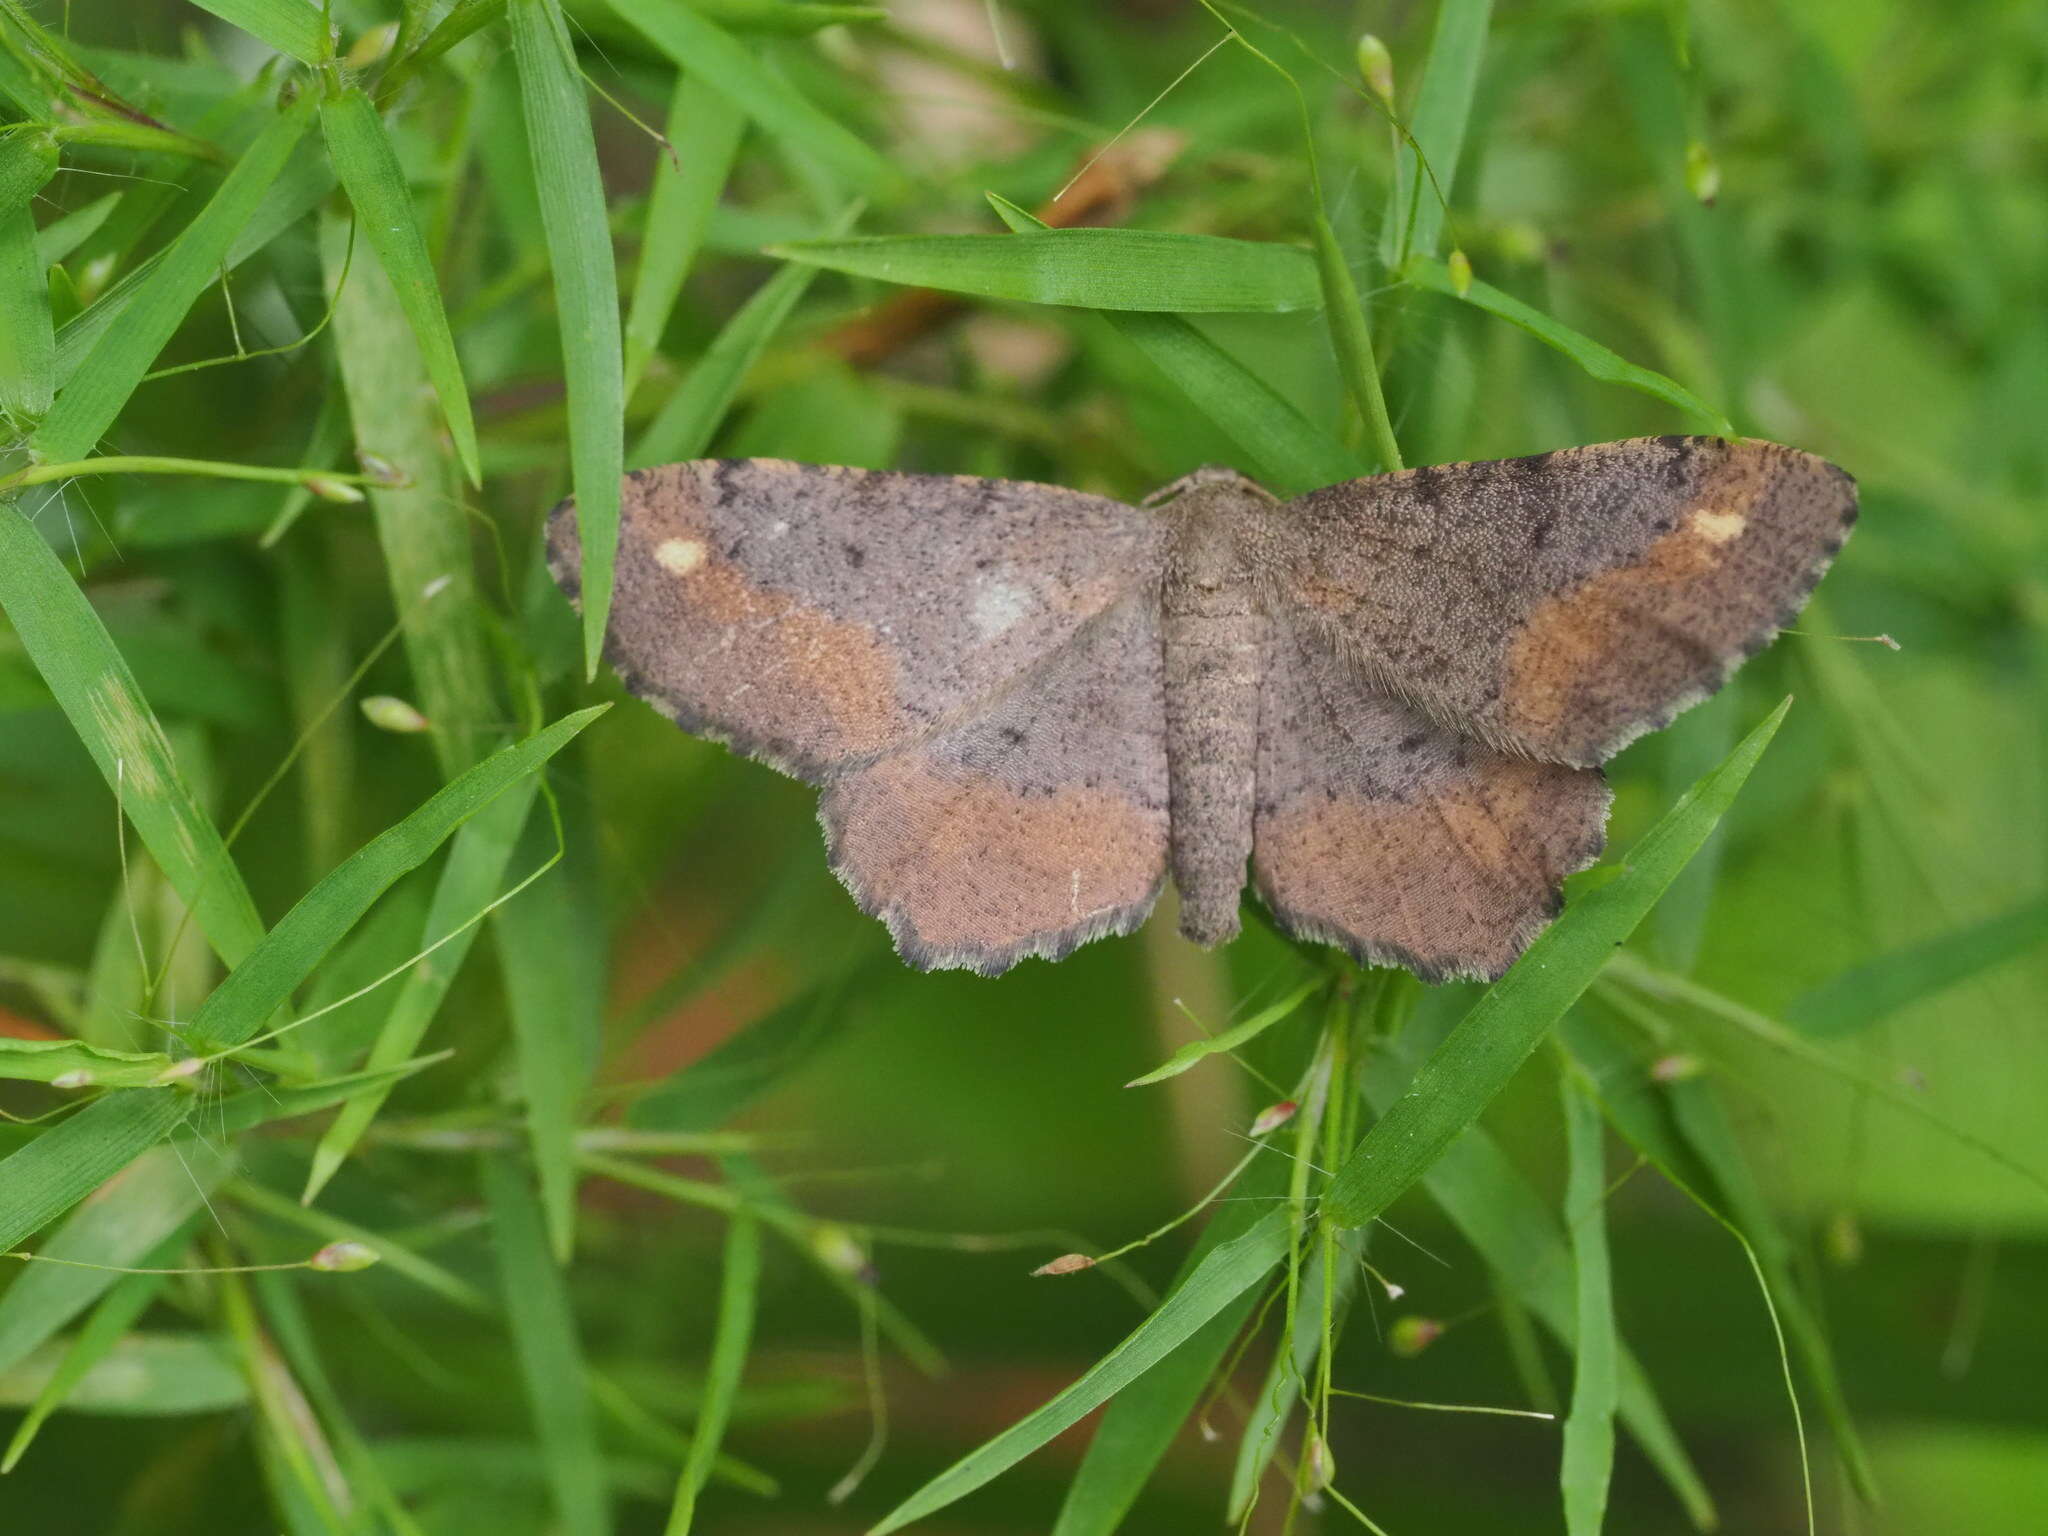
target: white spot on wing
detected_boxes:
[1689,507,1747,545]
[656,538,707,575]
[971,577,1033,639]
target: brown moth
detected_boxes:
[548,437,1855,981]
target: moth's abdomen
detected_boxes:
[1163,593,1263,948]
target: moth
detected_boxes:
[549,437,1855,981]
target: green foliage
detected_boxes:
[0,2,2042,1533]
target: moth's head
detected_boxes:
[1140,464,1274,512]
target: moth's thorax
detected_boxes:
[1160,476,1275,613]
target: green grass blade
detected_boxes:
[186,0,330,62]
[184,706,601,1054]
[510,0,626,680]
[0,502,266,965]
[630,201,860,467]
[484,1153,610,1536]
[1,1216,195,1470]
[321,210,496,777]
[989,194,1363,493]
[663,1208,760,1535]
[1357,1035,1715,1528]
[32,92,314,464]
[1401,255,1736,435]
[0,1143,226,1374]
[1786,890,2048,1039]
[53,143,332,388]
[1126,977,1318,1086]
[624,74,744,395]
[1311,212,1401,473]
[769,230,1320,314]
[1050,1155,1293,1536]
[320,86,481,486]
[0,1092,197,1255]
[870,1208,1290,1536]
[1224,1224,1364,1519]
[0,131,57,421]
[494,799,602,1262]
[1559,1066,1617,1536]
[1322,697,1790,1230]
[607,0,898,194]
[304,782,538,1202]
[1379,0,1493,269]
[0,1038,172,1086]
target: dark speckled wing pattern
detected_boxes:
[1273,437,1857,767]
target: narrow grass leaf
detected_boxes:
[494,798,603,1262]
[2,1217,196,1470]
[624,75,744,394]
[0,502,266,965]
[0,1143,227,1374]
[1559,1067,1617,1535]
[1127,977,1318,1086]
[484,1154,610,1536]
[871,1208,1290,1535]
[770,230,1320,314]
[304,782,538,1202]
[1323,698,1790,1229]
[1561,1012,1848,1510]
[1379,0,1493,268]
[630,201,860,467]
[0,1092,197,1256]
[186,0,330,63]
[1786,890,2048,1038]
[510,0,626,679]
[215,1055,449,1139]
[0,132,57,420]
[664,1209,759,1535]
[1224,1224,1365,1519]
[1051,1155,1292,1536]
[989,194,1363,493]
[54,143,332,388]
[218,1273,354,1531]
[1401,255,1736,435]
[0,1332,248,1416]
[608,0,897,194]
[1358,1032,1714,1528]
[33,93,315,465]
[0,1037,173,1086]
[184,706,602,1054]
[320,86,481,485]
[322,211,495,777]
[1311,213,1402,472]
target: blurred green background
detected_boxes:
[0,0,2044,1532]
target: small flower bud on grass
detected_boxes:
[309,1241,380,1273]
[1447,248,1473,297]
[812,1224,873,1283]
[361,695,431,733]
[1250,1099,1298,1137]
[1650,1053,1702,1083]
[358,452,406,487]
[1031,1252,1095,1277]
[1356,34,1394,106]
[1685,140,1721,205]
[50,1070,94,1090]
[1389,1315,1444,1357]
[346,22,397,68]
[150,1057,205,1088]
[303,474,364,504]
